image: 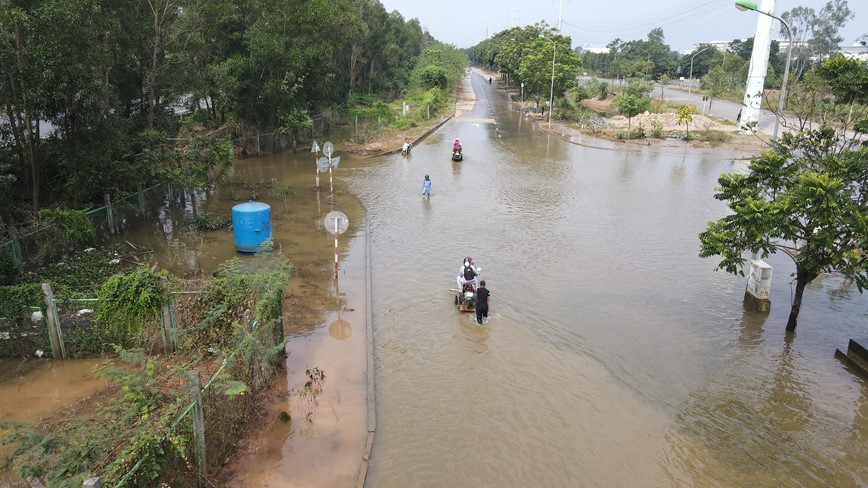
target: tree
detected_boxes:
[676,104,698,138]
[698,129,867,332]
[783,69,838,132]
[683,44,716,80]
[699,55,868,333]
[780,0,854,78]
[614,79,652,128]
[702,65,728,113]
[516,33,580,103]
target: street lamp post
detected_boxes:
[688,47,709,94]
[736,0,794,140]
[541,35,556,128]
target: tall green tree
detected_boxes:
[698,130,867,332]
[613,79,652,128]
[699,55,868,333]
[780,0,854,79]
[516,33,580,103]
[702,65,728,113]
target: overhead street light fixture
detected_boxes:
[735,0,794,140]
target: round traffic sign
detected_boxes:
[324,211,349,234]
[323,141,334,158]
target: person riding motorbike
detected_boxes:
[456,256,479,291]
[402,141,412,156]
[452,138,462,155]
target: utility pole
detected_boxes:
[739,0,776,134]
[507,9,520,27]
[558,0,564,32]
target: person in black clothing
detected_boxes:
[476,280,490,325]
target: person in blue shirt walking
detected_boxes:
[422,174,432,198]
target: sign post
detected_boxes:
[323,142,335,193]
[311,140,321,188]
[324,210,349,276]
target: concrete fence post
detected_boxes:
[41,283,64,359]
[189,371,207,482]
[83,477,102,488]
[8,226,22,264]
[159,301,174,354]
[103,194,114,234]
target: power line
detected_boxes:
[561,0,728,37]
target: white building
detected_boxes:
[578,44,609,54]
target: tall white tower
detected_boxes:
[740,0,777,133]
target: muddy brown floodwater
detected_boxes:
[3,67,866,488]
[0,358,108,486]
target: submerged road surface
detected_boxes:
[345,70,868,487]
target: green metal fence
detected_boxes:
[2,184,166,274]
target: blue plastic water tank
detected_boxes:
[231,200,272,253]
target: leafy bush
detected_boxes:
[390,118,417,131]
[31,209,96,266]
[348,93,379,106]
[701,130,733,145]
[94,265,170,348]
[0,241,20,285]
[418,65,448,90]
[193,212,231,231]
[570,84,592,102]
[347,101,397,123]
[650,120,664,138]
[598,81,610,100]
[615,126,647,140]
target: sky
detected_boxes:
[378,0,865,53]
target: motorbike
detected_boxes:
[402,142,412,156]
[454,267,481,312]
[451,148,463,161]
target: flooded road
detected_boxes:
[343,72,868,487]
[3,68,865,487]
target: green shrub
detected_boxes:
[570,84,592,102]
[390,118,417,131]
[193,212,231,231]
[598,81,610,100]
[94,265,170,348]
[31,209,96,265]
[418,65,448,90]
[701,130,733,144]
[0,242,20,285]
[348,93,378,106]
[650,120,664,138]
[615,126,647,140]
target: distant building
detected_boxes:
[578,44,609,54]
[840,43,868,61]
